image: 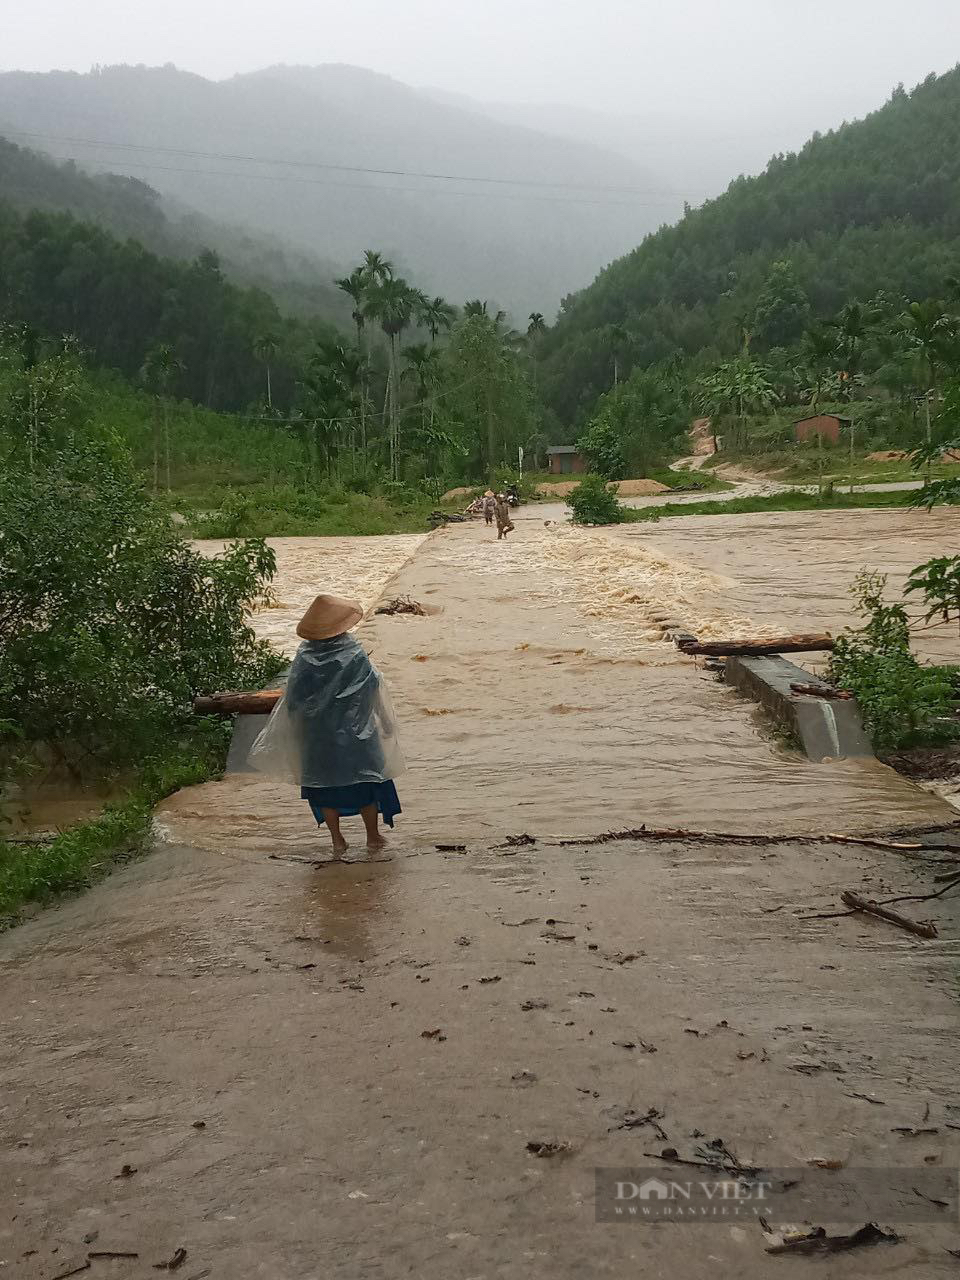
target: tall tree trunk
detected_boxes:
[390,333,401,481]
[28,381,38,469]
[486,388,495,484]
[164,402,171,491]
[266,364,272,410]
[356,321,367,455]
[153,400,160,491]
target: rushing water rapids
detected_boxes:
[157,507,957,852]
[195,534,429,658]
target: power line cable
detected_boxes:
[37,150,693,209]
[5,127,710,203]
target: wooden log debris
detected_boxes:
[790,681,852,700]
[193,690,282,716]
[840,890,938,939]
[676,633,835,657]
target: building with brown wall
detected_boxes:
[547,445,588,475]
[794,414,851,445]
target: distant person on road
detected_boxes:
[483,489,496,526]
[249,594,404,858]
[495,493,515,540]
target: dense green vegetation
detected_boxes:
[0,329,288,919]
[568,474,624,525]
[830,570,959,753]
[0,137,351,324]
[540,67,960,426]
[0,180,546,502]
[0,200,331,412]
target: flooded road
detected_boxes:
[4,823,960,1276]
[631,505,959,666]
[196,534,427,657]
[161,511,954,854]
[5,506,960,1277]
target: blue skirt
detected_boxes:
[302,781,401,828]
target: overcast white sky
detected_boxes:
[5,0,960,133]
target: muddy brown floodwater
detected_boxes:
[5,506,960,1279]
[160,508,955,855]
[196,534,428,657]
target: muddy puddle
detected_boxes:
[159,511,956,854]
[4,775,130,835]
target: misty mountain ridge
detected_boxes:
[0,135,352,326]
[0,62,670,317]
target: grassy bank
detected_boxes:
[0,725,230,927]
[645,468,732,493]
[624,488,919,523]
[173,485,436,538]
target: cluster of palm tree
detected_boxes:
[334,251,456,479]
[248,253,550,486]
[804,297,960,422]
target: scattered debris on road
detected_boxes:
[764,1222,900,1255]
[375,595,427,616]
[153,1246,188,1270]
[840,890,938,938]
[526,1140,573,1158]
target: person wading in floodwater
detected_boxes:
[249,594,404,857]
[494,492,515,540]
[483,488,496,526]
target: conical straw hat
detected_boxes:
[296,593,364,641]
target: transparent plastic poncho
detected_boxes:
[249,634,404,788]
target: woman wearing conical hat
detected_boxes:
[250,594,404,857]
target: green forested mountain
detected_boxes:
[0,198,338,411]
[541,67,960,425]
[0,137,350,325]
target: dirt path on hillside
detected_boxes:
[3,515,960,1278]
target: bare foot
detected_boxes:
[366,833,388,852]
[330,836,349,858]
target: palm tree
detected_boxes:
[801,325,837,416]
[252,332,279,409]
[364,276,419,479]
[302,341,363,478]
[526,312,547,394]
[419,295,455,345]
[141,342,184,491]
[362,250,392,283]
[336,267,373,448]
[402,342,441,440]
[902,299,957,447]
[464,299,508,327]
[829,302,872,403]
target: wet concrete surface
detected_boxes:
[3,831,960,1276]
[5,513,960,1277]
